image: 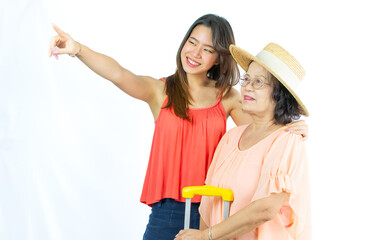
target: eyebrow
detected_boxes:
[245,73,268,79]
[190,37,215,49]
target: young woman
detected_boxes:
[49,14,308,239]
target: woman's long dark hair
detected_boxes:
[164,14,239,120]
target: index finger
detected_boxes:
[52,23,68,39]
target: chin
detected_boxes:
[241,106,253,114]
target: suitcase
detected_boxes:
[182,185,234,229]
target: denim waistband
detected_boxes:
[154,198,200,208]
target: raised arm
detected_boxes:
[175,192,289,240]
[48,24,164,106]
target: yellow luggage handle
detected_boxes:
[182,185,234,229]
[182,185,234,202]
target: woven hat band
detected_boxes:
[256,50,301,89]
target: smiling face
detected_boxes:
[241,61,276,117]
[180,24,219,78]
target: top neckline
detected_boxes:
[236,125,284,152]
[160,95,223,111]
[159,78,222,111]
[188,94,222,111]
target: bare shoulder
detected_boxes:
[115,73,166,104]
[138,76,167,120]
[143,76,167,104]
[148,76,166,91]
[138,75,165,87]
[221,87,241,111]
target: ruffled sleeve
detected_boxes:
[252,131,311,240]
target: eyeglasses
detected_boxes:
[239,74,271,89]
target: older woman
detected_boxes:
[175,43,311,240]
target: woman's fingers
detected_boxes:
[52,23,69,39]
[285,120,309,140]
[49,35,61,56]
[49,36,68,58]
[49,24,78,58]
[175,230,184,238]
[286,120,304,128]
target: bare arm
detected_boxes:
[75,44,162,104]
[175,192,289,240]
[48,24,163,105]
[221,88,252,126]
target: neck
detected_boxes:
[248,113,281,131]
[186,74,211,88]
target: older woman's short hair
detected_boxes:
[270,74,304,125]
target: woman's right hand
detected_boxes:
[49,24,81,58]
[47,23,165,114]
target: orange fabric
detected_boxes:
[140,92,226,206]
[199,125,311,240]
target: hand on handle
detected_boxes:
[49,24,81,58]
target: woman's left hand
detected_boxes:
[285,120,308,141]
[174,229,206,240]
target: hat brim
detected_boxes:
[229,45,309,117]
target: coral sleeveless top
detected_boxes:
[140,85,227,206]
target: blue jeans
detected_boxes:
[143,198,200,240]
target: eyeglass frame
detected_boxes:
[239,73,272,89]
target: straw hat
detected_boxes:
[229,43,309,116]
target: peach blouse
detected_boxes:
[199,125,311,240]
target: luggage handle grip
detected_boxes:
[182,185,234,201]
[182,185,234,230]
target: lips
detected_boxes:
[243,95,255,101]
[186,57,201,68]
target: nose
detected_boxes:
[192,46,202,58]
[244,80,255,91]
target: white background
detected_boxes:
[1,0,383,239]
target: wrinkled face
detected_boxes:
[241,61,276,116]
[180,25,219,77]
